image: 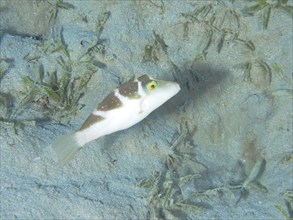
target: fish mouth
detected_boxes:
[174,83,181,93]
[168,81,181,96]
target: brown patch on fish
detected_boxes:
[118,81,141,99]
[137,74,152,87]
[79,114,104,131]
[97,92,122,111]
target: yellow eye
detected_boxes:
[147,81,157,91]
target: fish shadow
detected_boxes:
[162,62,230,114]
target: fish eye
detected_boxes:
[147,81,157,91]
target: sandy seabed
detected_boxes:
[0,0,292,219]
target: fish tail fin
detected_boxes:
[52,132,82,166]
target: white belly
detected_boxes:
[75,98,150,146]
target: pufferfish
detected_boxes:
[52,74,180,165]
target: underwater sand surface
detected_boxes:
[0,0,292,219]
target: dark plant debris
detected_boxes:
[241,0,293,30]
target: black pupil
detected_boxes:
[151,84,155,88]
